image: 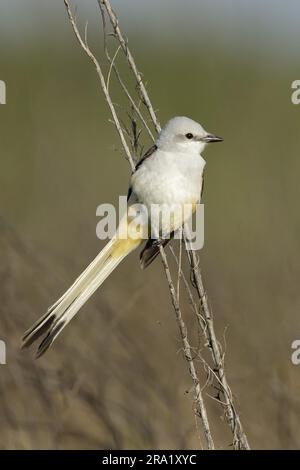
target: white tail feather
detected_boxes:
[22,234,138,357]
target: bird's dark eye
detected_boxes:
[185,133,193,139]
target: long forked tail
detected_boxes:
[22,233,141,357]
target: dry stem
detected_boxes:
[63,0,250,450]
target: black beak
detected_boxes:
[202,133,223,143]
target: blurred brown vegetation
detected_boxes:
[1,1,300,450]
[0,217,206,448]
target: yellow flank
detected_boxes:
[110,215,143,258]
[110,236,142,258]
[110,200,199,259]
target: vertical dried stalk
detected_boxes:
[64,0,215,449]
[100,10,155,143]
[64,0,135,171]
[63,0,250,450]
[159,245,214,449]
[100,0,250,450]
[98,0,161,133]
[187,248,250,449]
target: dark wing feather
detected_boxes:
[135,144,157,171]
[127,144,157,201]
[201,171,205,200]
[140,232,175,269]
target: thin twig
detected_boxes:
[169,245,206,332]
[100,8,155,142]
[171,240,249,449]
[185,242,250,450]
[106,45,121,91]
[98,0,161,133]
[159,245,215,449]
[176,229,183,304]
[64,0,135,171]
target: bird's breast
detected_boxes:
[131,150,205,208]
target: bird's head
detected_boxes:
[157,116,223,155]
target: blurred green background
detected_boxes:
[1,0,300,449]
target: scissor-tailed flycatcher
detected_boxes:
[22,116,222,357]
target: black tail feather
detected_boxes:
[35,320,66,358]
[140,235,173,269]
[22,312,56,349]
